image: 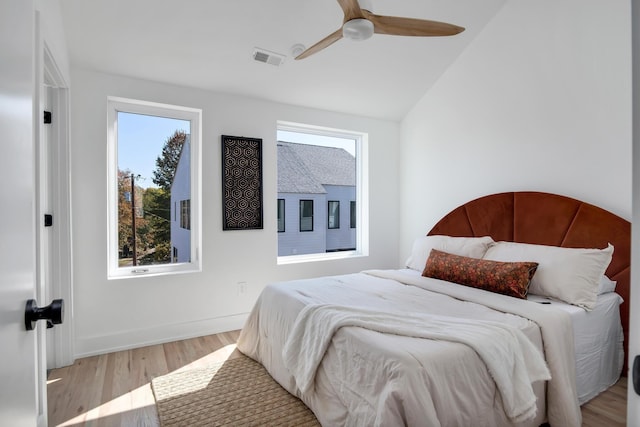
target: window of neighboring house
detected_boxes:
[180,199,190,230]
[350,201,356,228]
[277,121,368,263]
[107,96,202,279]
[300,200,314,232]
[277,199,285,232]
[328,201,340,229]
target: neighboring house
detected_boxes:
[170,135,191,263]
[277,141,356,256]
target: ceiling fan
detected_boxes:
[295,0,465,60]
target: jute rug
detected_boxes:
[151,353,320,426]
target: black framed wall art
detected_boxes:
[221,135,263,230]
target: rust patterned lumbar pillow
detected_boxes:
[422,249,538,299]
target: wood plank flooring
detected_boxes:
[47,330,628,427]
[47,330,241,427]
[581,376,627,427]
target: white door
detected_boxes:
[630,0,640,424]
[0,1,45,426]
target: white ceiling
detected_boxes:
[59,0,505,121]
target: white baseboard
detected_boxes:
[74,312,248,359]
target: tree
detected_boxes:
[117,169,133,254]
[152,130,187,190]
[117,169,148,263]
[146,130,186,264]
[143,187,171,263]
[117,130,185,266]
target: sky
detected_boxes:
[117,112,190,188]
[118,113,355,189]
[277,130,356,156]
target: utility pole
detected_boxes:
[131,173,137,266]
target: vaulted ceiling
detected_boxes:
[60,0,505,121]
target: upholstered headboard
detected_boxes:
[428,191,631,373]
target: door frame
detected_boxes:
[36,28,74,369]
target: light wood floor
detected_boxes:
[48,330,628,427]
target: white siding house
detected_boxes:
[170,135,191,263]
[277,141,356,256]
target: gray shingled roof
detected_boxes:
[277,141,355,194]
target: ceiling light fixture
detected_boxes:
[342,18,374,41]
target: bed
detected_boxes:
[237,191,630,427]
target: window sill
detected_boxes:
[277,250,365,265]
[108,263,201,280]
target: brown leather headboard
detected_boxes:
[428,191,631,374]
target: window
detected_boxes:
[350,201,356,228]
[277,121,368,262]
[277,199,285,232]
[300,200,314,232]
[107,97,201,278]
[328,201,340,229]
[180,199,190,230]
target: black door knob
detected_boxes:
[25,299,64,331]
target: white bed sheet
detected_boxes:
[398,268,624,404]
[238,269,582,427]
[527,292,624,404]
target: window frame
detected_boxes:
[328,200,340,229]
[107,96,202,279]
[277,121,369,264]
[277,198,285,232]
[299,199,314,232]
[180,199,191,230]
[350,201,356,228]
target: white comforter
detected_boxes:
[283,304,551,423]
[237,269,582,427]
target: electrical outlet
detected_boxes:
[238,281,247,296]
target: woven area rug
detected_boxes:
[151,354,320,426]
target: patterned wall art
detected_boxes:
[221,135,263,230]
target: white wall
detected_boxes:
[35,0,70,84]
[399,0,632,263]
[70,68,400,357]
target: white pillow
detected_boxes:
[483,241,614,310]
[597,275,617,295]
[405,235,495,272]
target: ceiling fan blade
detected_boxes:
[336,0,365,21]
[295,28,344,60]
[364,11,464,37]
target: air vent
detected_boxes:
[252,48,285,67]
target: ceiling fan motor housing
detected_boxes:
[343,18,374,40]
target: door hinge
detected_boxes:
[44,110,52,124]
[44,214,53,227]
